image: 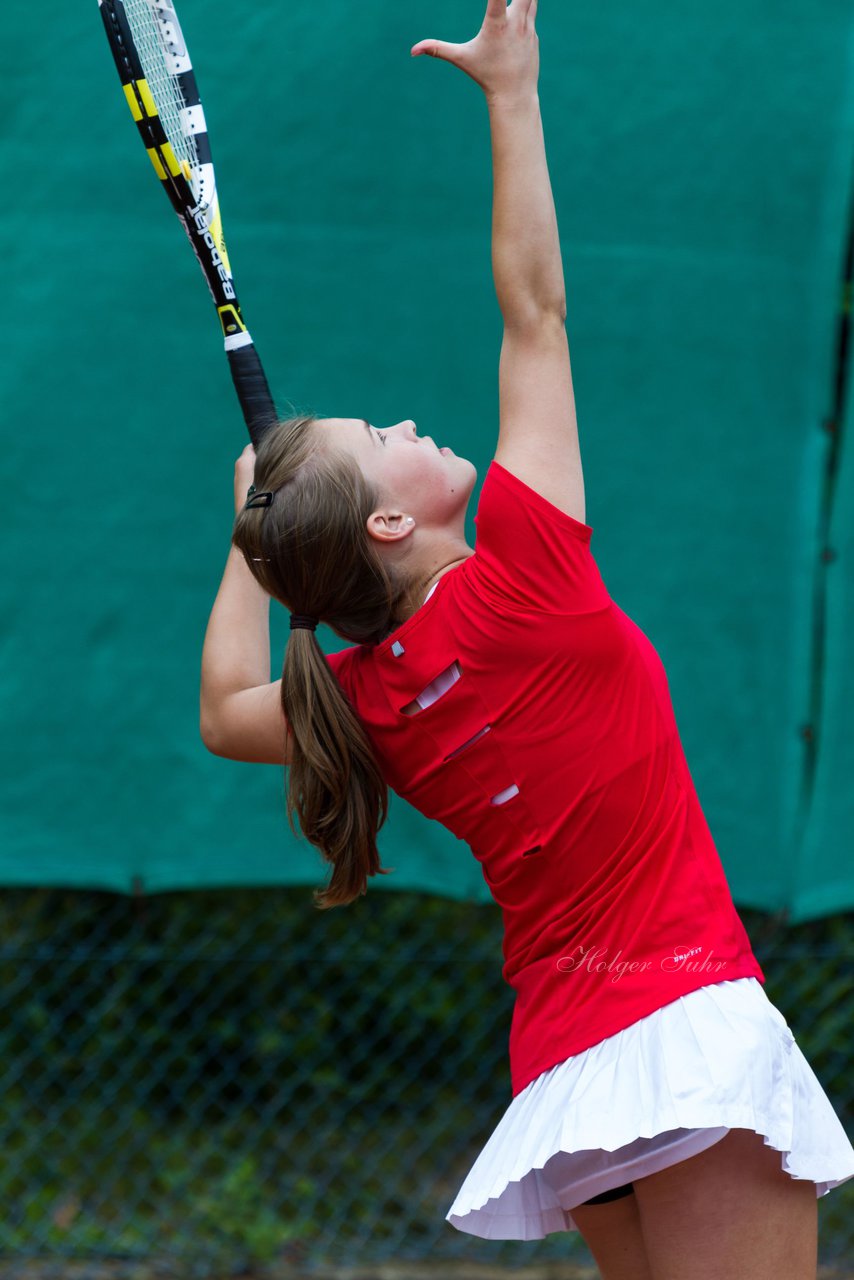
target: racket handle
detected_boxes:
[226,341,278,448]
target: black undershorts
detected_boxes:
[581,1182,634,1205]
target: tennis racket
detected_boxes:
[98,0,277,446]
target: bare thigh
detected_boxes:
[572,1192,655,1280]
[632,1127,817,1280]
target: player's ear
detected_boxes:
[366,510,416,544]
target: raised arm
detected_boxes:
[412,0,584,522]
[200,445,291,765]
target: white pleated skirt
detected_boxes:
[446,977,854,1240]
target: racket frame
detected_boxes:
[98,0,277,443]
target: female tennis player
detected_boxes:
[200,2,854,1275]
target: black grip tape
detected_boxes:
[226,344,278,448]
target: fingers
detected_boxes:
[411,39,457,60]
[486,0,509,15]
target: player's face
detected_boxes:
[317,418,477,533]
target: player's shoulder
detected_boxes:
[325,643,360,681]
[477,458,593,542]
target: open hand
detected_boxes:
[411,0,539,102]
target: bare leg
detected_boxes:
[572,1192,655,1280]
[632,1127,817,1280]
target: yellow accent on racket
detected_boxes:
[146,148,168,181]
[138,79,158,119]
[207,199,232,275]
[160,142,183,178]
[217,304,246,336]
[122,83,143,122]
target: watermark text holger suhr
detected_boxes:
[556,946,727,983]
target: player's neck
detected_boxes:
[396,535,474,622]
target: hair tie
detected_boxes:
[245,485,274,510]
[290,614,318,632]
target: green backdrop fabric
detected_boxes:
[1,2,852,920]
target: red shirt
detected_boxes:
[327,461,763,1096]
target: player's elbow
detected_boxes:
[503,298,567,335]
[200,708,229,758]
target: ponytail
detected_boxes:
[232,415,408,908]
[283,629,392,909]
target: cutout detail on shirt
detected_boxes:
[444,725,491,762]
[491,783,521,806]
[401,661,462,716]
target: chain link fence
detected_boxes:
[0,887,851,1278]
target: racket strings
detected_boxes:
[123,0,198,177]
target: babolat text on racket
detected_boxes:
[98,0,277,445]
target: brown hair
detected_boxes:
[231,414,410,909]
